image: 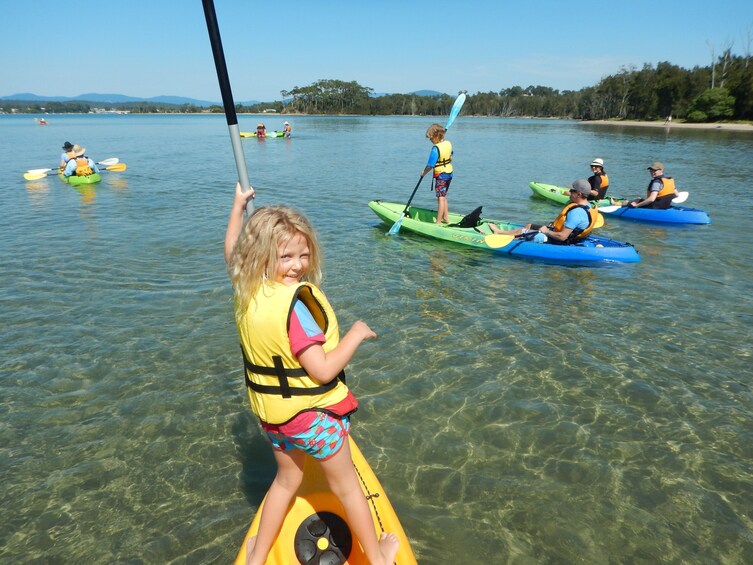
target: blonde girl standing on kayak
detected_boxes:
[224,183,399,565]
[420,123,454,224]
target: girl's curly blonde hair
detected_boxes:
[227,206,322,316]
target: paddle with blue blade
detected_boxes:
[388,92,467,235]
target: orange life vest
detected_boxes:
[551,203,598,242]
[74,157,93,176]
[647,176,675,199]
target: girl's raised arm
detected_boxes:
[225,182,255,264]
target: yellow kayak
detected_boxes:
[234,436,417,564]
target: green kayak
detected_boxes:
[240,131,285,138]
[59,172,102,186]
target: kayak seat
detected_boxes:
[448,206,483,228]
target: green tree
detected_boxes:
[685,87,736,122]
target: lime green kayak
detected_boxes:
[58,172,102,186]
[240,131,285,138]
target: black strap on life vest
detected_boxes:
[241,345,346,398]
[434,145,451,167]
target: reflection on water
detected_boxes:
[1,114,753,563]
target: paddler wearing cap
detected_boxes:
[62,145,100,178]
[59,141,77,170]
[610,161,679,209]
[489,179,599,244]
[587,157,609,200]
[282,120,291,138]
[256,123,266,138]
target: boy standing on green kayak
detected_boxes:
[420,123,454,224]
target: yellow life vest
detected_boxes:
[597,173,609,189]
[551,203,598,241]
[647,176,675,199]
[433,140,453,176]
[74,156,93,176]
[236,281,350,425]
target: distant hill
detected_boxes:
[410,90,446,97]
[0,92,228,107]
[370,89,447,98]
[2,90,444,108]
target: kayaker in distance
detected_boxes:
[224,183,400,565]
[63,145,99,178]
[256,123,266,139]
[489,179,598,244]
[59,141,76,170]
[420,123,454,224]
[587,157,609,200]
[610,161,679,209]
[282,121,291,138]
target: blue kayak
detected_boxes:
[369,200,640,265]
[599,204,711,225]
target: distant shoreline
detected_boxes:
[580,119,753,132]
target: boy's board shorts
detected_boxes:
[265,412,350,461]
[434,173,453,197]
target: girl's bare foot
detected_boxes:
[378,532,400,565]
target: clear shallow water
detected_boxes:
[2,114,753,564]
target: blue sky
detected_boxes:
[4,0,751,102]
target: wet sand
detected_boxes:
[581,119,753,132]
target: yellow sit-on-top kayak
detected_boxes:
[234,436,417,564]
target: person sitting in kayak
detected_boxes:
[224,183,400,565]
[587,157,609,200]
[282,121,291,138]
[63,145,99,177]
[256,123,266,138]
[420,123,454,224]
[59,141,76,170]
[610,161,678,209]
[488,179,597,244]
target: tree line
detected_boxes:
[4,49,752,122]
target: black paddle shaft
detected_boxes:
[401,175,426,215]
[202,0,238,127]
[202,0,253,212]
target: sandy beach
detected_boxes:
[581,119,753,132]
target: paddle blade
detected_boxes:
[26,168,53,175]
[445,93,466,130]
[594,213,605,228]
[484,234,514,249]
[673,191,689,204]
[105,163,127,172]
[598,205,620,213]
[388,214,406,235]
[24,172,48,181]
[97,157,119,167]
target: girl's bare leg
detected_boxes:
[246,449,306,565]
[318,441,399,565]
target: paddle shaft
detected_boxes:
[401,176,425,216]
[202,0,253,215]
